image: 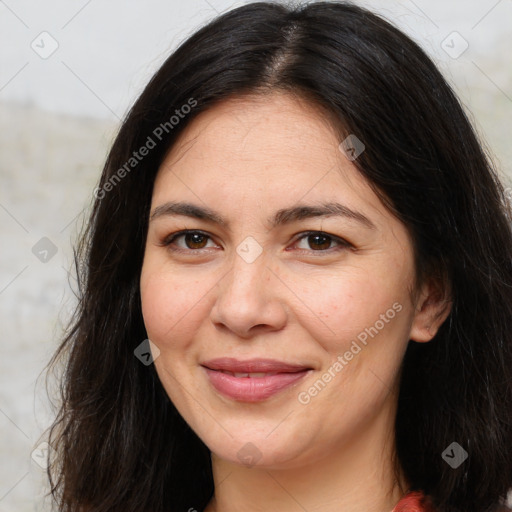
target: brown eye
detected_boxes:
[293,231,351,253]
[306,233,332,250]
[162,230,216,251]
[183,232,209,249]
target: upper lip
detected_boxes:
[201,357,312,373]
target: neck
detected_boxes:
[204,403,408,512]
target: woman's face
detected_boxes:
[140,92,432,470]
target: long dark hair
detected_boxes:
[43,2,512,511]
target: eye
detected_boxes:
[161,229,352,255]
[291,231,352,253]
[161,230,218,251]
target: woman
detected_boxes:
[44,2,512,511]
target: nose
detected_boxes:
[209,248,288,339]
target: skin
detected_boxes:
[140,92,451,512]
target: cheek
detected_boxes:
[292,263,409,348]
[140,261,212,347]
[292,269,412,433]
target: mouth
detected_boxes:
[200,358,313,402]
[201,357,313,374]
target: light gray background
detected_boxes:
[1,1,511,510]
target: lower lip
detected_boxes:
[202,367,311,402]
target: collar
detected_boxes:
[392,491,435,512]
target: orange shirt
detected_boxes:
[393,492,512,512]
[392,491,436,512]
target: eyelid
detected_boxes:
[160,229,217,248]
[289,230,353,252]
[160,229,353,254]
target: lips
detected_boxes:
[201,357,313,402]
[201,357,311,374]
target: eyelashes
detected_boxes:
[162,230,216,251]
[160,229,353,255]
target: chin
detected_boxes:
[207,435,316,470]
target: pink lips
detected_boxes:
[201,357,312,402]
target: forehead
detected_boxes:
[163,92,340,163]
[152,92,386,224]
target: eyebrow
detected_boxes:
[150,201,377,230]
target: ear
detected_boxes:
[409,274,452,343]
